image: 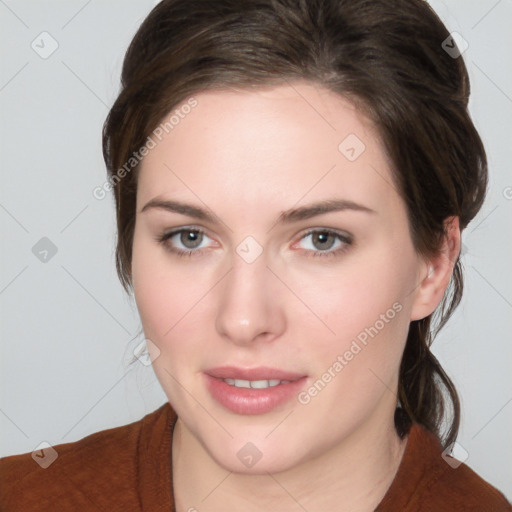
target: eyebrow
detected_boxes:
[140,197,376,224]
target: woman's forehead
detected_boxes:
[137,83,397,211]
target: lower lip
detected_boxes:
[204,374,308,415]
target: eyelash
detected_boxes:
[156,227,353,260]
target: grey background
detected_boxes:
[1,0,511,500]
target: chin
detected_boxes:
[215,449,300,476]
[201,433,309,476]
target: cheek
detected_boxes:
[299,249,414,384]
[131,232,216,363]
[132,232,185,340]
[307,254,411,339]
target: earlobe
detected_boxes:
[410,216,461,321]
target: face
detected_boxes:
[131,81,427,474]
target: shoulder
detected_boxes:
[0,403,173,512]
[377,422,511,511]
[429,457,512,511]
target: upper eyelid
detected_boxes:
[300,227,352,240]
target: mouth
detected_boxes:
[221,378,292,389]
[204,366,308,415]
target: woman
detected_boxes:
[1,0,510,510]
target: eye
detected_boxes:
[156,227,213,258]
[295,229,353,259]
[156,227,353,259]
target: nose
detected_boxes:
[215,249,286,347]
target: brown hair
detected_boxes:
[102,0,487,449]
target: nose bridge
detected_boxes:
[215,242,283,344]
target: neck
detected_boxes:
[172,404,408,512]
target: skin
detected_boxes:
[131,81,460,512]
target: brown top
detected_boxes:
[0,402,510,511]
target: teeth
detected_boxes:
[250,379,280,389]
[223,378,289,389]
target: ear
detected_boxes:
[410,216,460,322]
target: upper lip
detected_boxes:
[205,366,306,381]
